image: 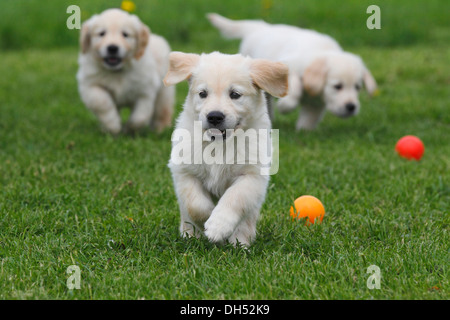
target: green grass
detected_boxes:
[0,1,449,300]
[1,0,449,50]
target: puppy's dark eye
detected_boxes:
[229,90,242,100]
[355,84,361,91]
[99,31,106,37]
[334,83,343,90]
[122,31,129,38]
[199,90,208,99]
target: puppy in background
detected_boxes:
[208,13,377,130]
[77,9,174,134]
[164,52,288,246]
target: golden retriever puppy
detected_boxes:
[77,9,174,134]
[208,13,377,130]
[164,52,288,246]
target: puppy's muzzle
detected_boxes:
[207,111,225,126]
[103,45,122,67]
[206,111,227,141]
[345,103,356,113]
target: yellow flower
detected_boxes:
[372,88,381,97]
[121,0,136,13]
[262,0,273,10]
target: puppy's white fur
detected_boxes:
[164,52,288,246]
[208,13,377,130]
[77,9,174,134]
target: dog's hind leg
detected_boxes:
[151,85,175,133]
[296,105,326,131]
[277,74,301,114]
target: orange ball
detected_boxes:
[395,135,424,161]
[290,195,325,225]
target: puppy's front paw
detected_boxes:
[103,121,121,135]
[204,211,236,243]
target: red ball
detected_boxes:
[395,135,424,160]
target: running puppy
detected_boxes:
[77,9,174,134]
[164,52,288,246]
[208,13,377,130]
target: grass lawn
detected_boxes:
[0,1,449,300]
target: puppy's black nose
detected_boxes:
[207,111,225,126]
[107,45,119,55]
[345,103,356,113]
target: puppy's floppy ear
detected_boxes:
[80,15,99,54]
[363,67,378,96]
[250,59,289,98]
[80,20,92,53]
[134,23,150,60]
[163,52,200,86]
[302,57,328,96]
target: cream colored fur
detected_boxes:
[208,13,377,130]
[164,52,288,246]
[77,9,174,134]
